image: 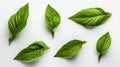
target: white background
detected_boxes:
[0,0,120,67]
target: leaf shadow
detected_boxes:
[21,60,39,67]
[84,26,97,29]
[72,21,102,30]
[60,45,87,62]
[65,54,79,61]
[22,60,39,65]
[21,50,50,67]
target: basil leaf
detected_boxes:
[54,39,87,58]
[96,32,111,62]
[69,8,112,28]
[14,41,49,62]
[8,3,29,45]
[45,4,61,38]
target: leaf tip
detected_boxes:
[47,4,50,6]
[13,57,16,60]
[54,55,56,57]
[54,54,58,57]
[13,56,18,60]
[47,4,51,8]
[82,41,87,44]
[46,46,50,49]
[68,17,72,20]
[54,52,60,57]
[26,3,29,6]
[109,13,112,16]
[106,32,110,34]
[105,32,111,37]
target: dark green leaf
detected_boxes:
[8,3,29,45]
[14,41,49,62]
[54,39,87,58]
[69,8,112,28]
[96,32,111,62]
[45,4,61,38]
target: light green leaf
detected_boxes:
[96,32,111,62]
[45,4,61,38]
[54,39,87,58]
[14,41,49,62]
[69,8,112,28]
[8,3,29,45]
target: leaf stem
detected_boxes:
[51,30,54,38]
[9,35,15,45]
[98,53,102,62]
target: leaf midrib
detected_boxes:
[98,35,109,53]
[71,14,111,19]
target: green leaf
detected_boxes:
[96,32,111,62]
[54,39,87,58]
[14,41,49,62]
[69,8,112,28]
[45,4,61,38]
[8,3,29,45]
